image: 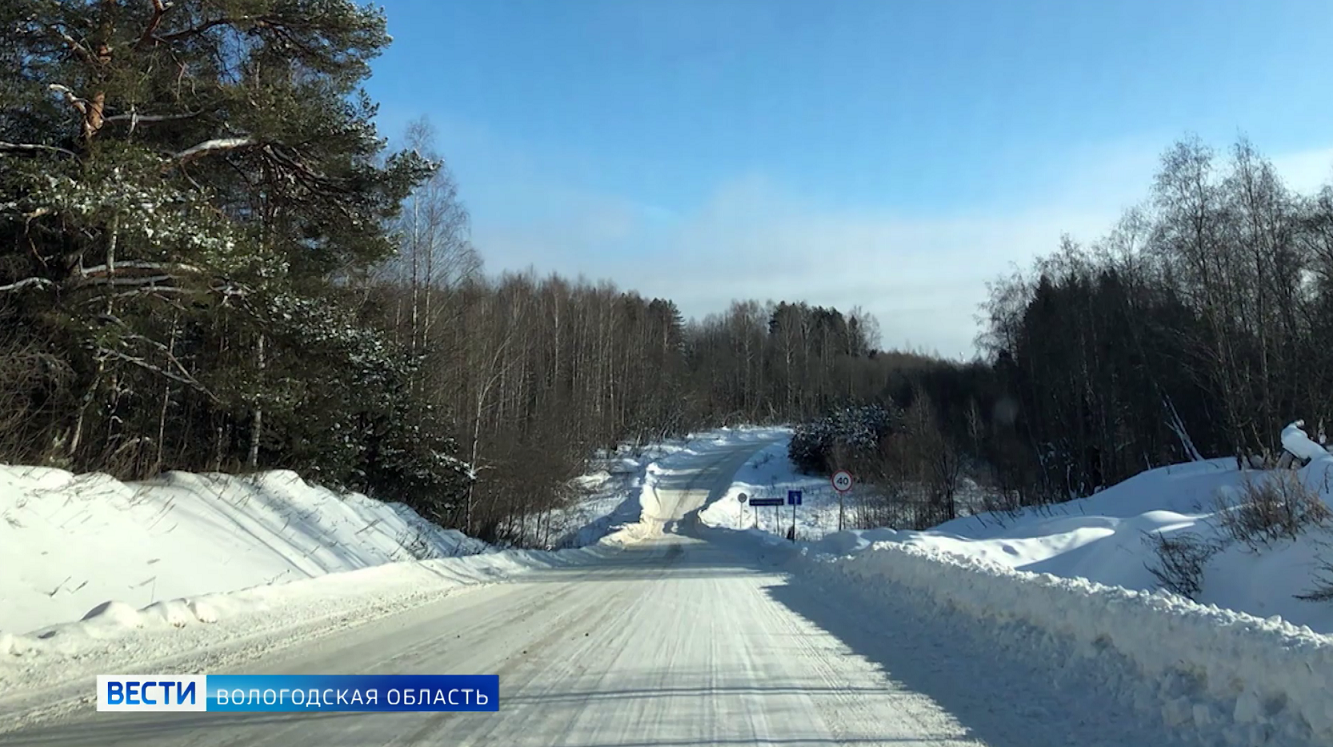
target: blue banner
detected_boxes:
[205,674,498,712]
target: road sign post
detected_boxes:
[738,492,747,527]
[748,495,784,533]
[787,490,802,542]
[831,471,853,532]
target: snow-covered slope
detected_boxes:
[694,426,1333,743]
[702,424,1333,634]
[797,537,1333,745]
[0,467,488,636]
[0,429,780,717]
[1,426,786,638]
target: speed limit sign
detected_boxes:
[831,470,854,493]
[738,492,748,504]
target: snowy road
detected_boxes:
[2,440,1164,747]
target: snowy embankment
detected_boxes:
[0,540,637,725]
[0,425,784,707]
[0,466,488,637]
[804,541,1333,745]
[698,424,1333,744]
[0,460,656,715]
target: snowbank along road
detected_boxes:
[0,438,1233,746]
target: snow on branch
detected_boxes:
[0,278,54,293]
[0,141,77,158]
[47,84,86,114]
[170,137,258,166]
[80,260,206,278]
[104,111,201,126]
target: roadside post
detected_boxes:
[831,470,854,532]
[748,494,784,535]
[787,489,802,542]
[738,492,748,528]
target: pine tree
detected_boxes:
[1,1,470,513]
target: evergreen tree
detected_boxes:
[0,0,470,514]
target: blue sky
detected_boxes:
[365,0,1333,358]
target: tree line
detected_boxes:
[784,137,1333,530]
[0,0,944,545]
[8,2,1329,545]
[975,136,1333,509]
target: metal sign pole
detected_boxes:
[831,471,854,533]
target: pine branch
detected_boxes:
[0,278,55,293]
[81,260,206,277]
[158,16,258,42]
[0,141,78,158]
[47,83,104,141]
[170,136,258,166]
[104,111,201,125]
[47,25,97,67]
[96,347,217,399]
[96,315,219,400]
[75,274,175,288]
[138,0,175,47]
[47,84,88,116]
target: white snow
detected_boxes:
[7,424,1333,745]
[1283,419,1330,462]
[0,466,487,636]
[0,537,639,721]
[795,540,1333,745]
[0,426,785,662]
[702,424,1333,634]
[692,422,1333,744]
[540,426,790,547]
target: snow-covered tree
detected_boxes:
[0,0,469,512]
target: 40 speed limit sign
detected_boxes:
[831,470,854,493]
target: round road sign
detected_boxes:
[831,470,854,493]
[738,492,748,504]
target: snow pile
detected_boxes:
[1282,420,1330,463]
[545,452,678,548]
[0,466,488,635]
[547,427,790,547]
[782,422,1333,634]
[804,541,1333,745]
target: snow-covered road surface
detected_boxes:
[1,441,1177,746]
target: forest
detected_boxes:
[4,1,1333,543]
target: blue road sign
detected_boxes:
[787,490,803,506]
[749,497,784,507]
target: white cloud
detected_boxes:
[469,143,1333,360]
